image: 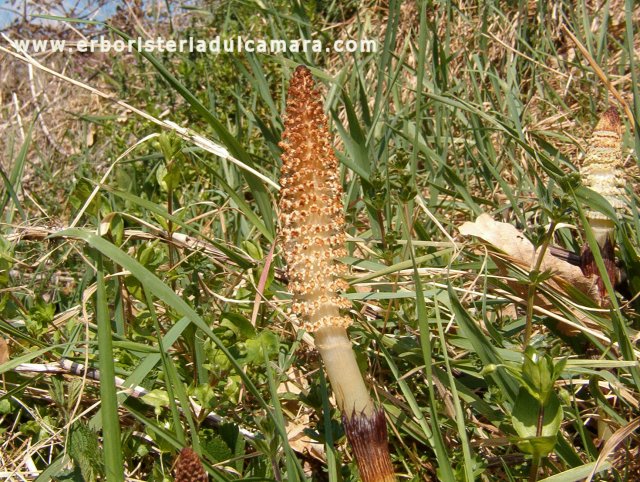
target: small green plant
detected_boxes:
[509,348,567,481]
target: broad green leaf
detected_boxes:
[243,329,278,365]
[69,423,104,482]
[512,388,563,458]
[221,312,256,339]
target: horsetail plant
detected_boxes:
[579,107,625,298]
[278,65,395,482]
[173,448,208,482]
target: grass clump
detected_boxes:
[0,1,639,481]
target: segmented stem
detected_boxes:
[579,107,625,296]
[278,65,395,482]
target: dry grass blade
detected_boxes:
[11,359,260,440]
[561,25,635,126]
[585,416,640,482]
[0,36,278,190]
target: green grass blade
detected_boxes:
[319,369,339,481]
[95,254,125,482]
[50,229,293,447]
[537,461,612,482]
[263,348,305,480]
[402,204,455,480]
[0,121,32,222]
[433,297,476,482]
[447,285,518,402]
[142,286,189,447]
[102,185,253,268]
[115,37,276,235]
[625,0,640,149]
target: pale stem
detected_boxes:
[314,325,376,418]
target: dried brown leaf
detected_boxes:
[277,366,325,461]
[460,214,599,335]
[460,214,597,297]
[286,413,326,462]
[0,338,8,364]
